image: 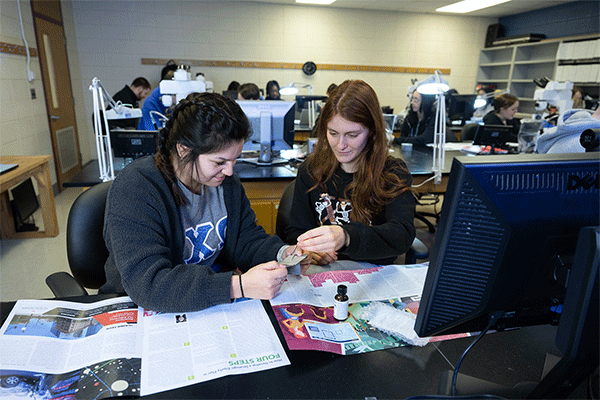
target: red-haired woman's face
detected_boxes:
[326,114,369,173]
[499,101,519,121]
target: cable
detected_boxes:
[16,0,34,81]
[411,175,436,188]
[150,111,168,129]
[452,312,504,396]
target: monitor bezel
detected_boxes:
[414,152,600,338]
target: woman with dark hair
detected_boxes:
[392,89,454,145]
[284,80,416,266]
[483,93,520,142]
[101,92,306,313]
[265,80,281,100]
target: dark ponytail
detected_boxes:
[155,92,251,205]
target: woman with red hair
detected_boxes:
[284,80,416,266]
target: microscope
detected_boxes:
[159,65,213,107]
[532,79,574,124]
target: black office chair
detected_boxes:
[461,122,480,142]
[45,181,112,297]
[275,180,429,264]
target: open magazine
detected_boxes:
[0,297,288,399]
[270,262,469,355]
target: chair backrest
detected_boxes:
[461,122,480,142]
[66,181,112,289]
[275,180,295,241]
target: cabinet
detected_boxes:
[242,180,293,236]
[476,34,600,116]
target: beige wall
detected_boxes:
[1,0,497,185]
[0,0,87,186]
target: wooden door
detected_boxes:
[31,0,81,191]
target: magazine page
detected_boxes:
[0,296,143,399]
[270,262,428,307]
[140,299,289,396]
[272,295,471,356]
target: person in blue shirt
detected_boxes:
[137,86,169,130]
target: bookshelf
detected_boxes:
[476,34,599,116]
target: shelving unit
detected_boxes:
[556,37,600,101]
[476,34,600,116]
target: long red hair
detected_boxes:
[305,80,412,224]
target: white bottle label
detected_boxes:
[333,299,348,320]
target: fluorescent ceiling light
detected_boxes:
[436,0,511,13]
[296,0,337,5]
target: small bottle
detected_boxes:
[333,285,349,321]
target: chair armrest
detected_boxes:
[405,237,430,265]
[45,271,89,298]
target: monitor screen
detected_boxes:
[447,94,477,125]
[109,129,158,159]
[295,95,328,110]
[222,90,238,100]
[472,124,513,148]
[414,152,600,338]
[237,100,296,164]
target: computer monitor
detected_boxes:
[383,114,398,133]
[109,129,158,159]
[472,124,513,151]
[415,152,599,338]
[222,90,238,100]
[294,95,327,110]
[236,100,296,165]
[447,94,477,126]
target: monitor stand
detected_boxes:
[239,157,289,166]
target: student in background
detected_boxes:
[113,77,151,108]
[237,83,261,100]
[285,79,416,266]
[137,70,177,130]
[483,93,520,142]
[571,86,585,109]
[392,89,456,145]
[265,80,281,100]
[102,93,308,312]
[110,77,151,129]
[227,81,240,91]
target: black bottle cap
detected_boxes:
[337,285,347,295]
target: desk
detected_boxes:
[390,144,461,194]
[0,295,561,399]
[64,147,460,234]
[0,155,59,239]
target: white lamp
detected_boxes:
[280,82,313,96]
[416,70,449,185]
[89,77,142,182]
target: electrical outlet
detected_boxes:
[30,88,36,99]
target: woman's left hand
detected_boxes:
[296,225,348,254]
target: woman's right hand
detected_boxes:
[237,261,288,299]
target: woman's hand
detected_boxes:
[297,225,349,254]
[234,261,288,300]
[307,251,337,266]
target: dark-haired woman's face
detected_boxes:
[268,85,279,99]
[176,140,244,188]
[411,91,422,112]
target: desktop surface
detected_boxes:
[0,295,560,399]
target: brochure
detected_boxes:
[0,297,288,399]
